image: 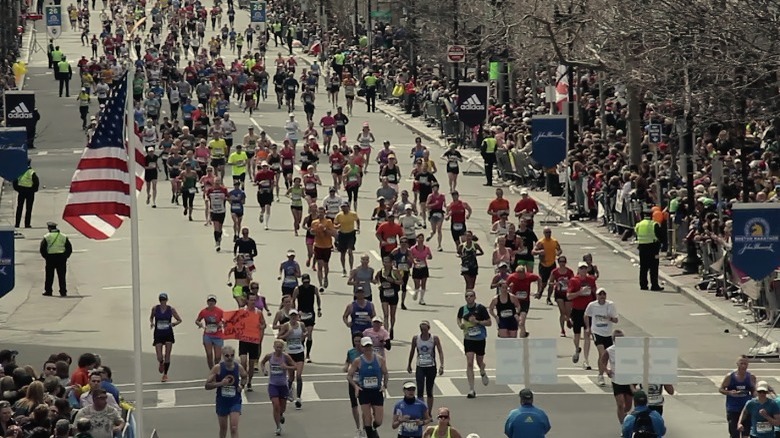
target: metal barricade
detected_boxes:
[441,113,461,140]
[610,196,640,232]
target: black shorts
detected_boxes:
[230,208,244,218]
[419,189,431,202]
[144,169,158,182]
[291,205,303,212]
[257,191,274,206]
[153,331,175,345]
[358,388,384,406]
[571,308,586,333]
[461,266,478,277]
[290,352,305,363]
[379,289,399,305]
[314,246,332,262]
[463,339,486,356]
[300,313,316,327]
[612,382,633,396]
[519,301,530,314]
[232,173,246,183]
[337,231,356,252]
[593,333,613,348]
[281,286,296,296]
[539,264,556,284]
[211,212,226,224]
[238,341,260,360]
[211,158,226,168]
[411,266,429,279]
[348,383,358,408]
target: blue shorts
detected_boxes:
[215,400,241,417]
[268,384,289,399]
[203,335,224,346]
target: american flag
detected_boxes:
[62,71,146,240]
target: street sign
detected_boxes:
[447,45,466,63]
[370,10,392,18]
[648,123,662,144]
[614,337,678,386]
[45,6,62,39]
[495,338,557,386]
[249,2,266,33]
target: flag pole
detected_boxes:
[124,66,145,437]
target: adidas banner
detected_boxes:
[456,83,489,127]
[3,91,36,130]
[530,115,568,168]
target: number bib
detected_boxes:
[432,212,444,219]
[283,159,293,166]
[383,288,395,297]
[517,291,528,300]
[188,188,197,194]
[386,237,397,244]
[402,422,418,432]
[156,321,171,330]
[757,422,772,433]
[362,376,378,389]
[398,263,409,271]
[500,309,514,318]
[300,312,313,320]
[205,323,218,334]
[221,386,236,397]
[270,364,284,375]
[452,223,464,231]
[467,326,481,337]
[418,352,433,367]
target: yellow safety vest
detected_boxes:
[58,61,70,74]
[482,137,497,153]
[273,23,282,32]
[364,75,377,87]
[51,50,63,62]
[17,169,35,188]
[44,232,67,254]
[635,219,657,244]
[334,53,345,65]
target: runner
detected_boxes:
[550,255,575,337]
[278,250,301,296]
[233,228,258,273]
[323,187,345,220]
[410,234,433,305]
[567,261,597,369]
[513,219,538,274]
[205,345,247,438]
[601,329,634,425]
[441,143,463,192]
[238,294,266,392]
[457,231,484,291]
[364,316,391,360]
[505,266,542,338]
[320,109,336,149]
[149,292,182,382]
[181,163,199,221]
[335,201,361,276]
[488,281,522,338]
[391,381,431,438]
[513,188,539,229]
[276,310,308,409]
[349,255,377,301]
[254,161,275,229]
[719,355,756,438]
[357,122,375,172]
[206,179,229,251]
[376,213,404,258]
[227,255,252,307]
[532,227,562,304]
[412,160,437,226]
[303,165,322,201]
[343,73,357,115]
[343,286,377,336]
[375,257,402,339]
[144,146,160,208]
[391,238,413,309]
[273,295,295,330]
[347,336,389,438]
[196,294,225,369]
[345,332,366,437]
[406,321,444,411]
[260,340,296,436]
[446,191,472,248]
[286,176,305,235]
[584,288,619,386]
[343,159,363,210]
[291,274,322,362]
[227,143,248,189]
[302,205,319,269]
[456,291,491,398]
[425,184,446,251]
[227,181,246,241]
[311,206,337,290]
[422,407,463,438]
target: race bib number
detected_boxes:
[467,326,481,337]
[288,338,302,348]
[382,288,395,297]
[305,183,315,190]
[348,175,358,182]
[461,265,470,273]
[205,323,218,334]
[757,422,772,433]
[270,364,284,375]
[402,422,418,432]
[386,237,397,244]
[398,263,409,271]
[221,386,236,397]
[432,212,443,219]
[271,163,281,170]
[231,203,242,212]
[518,248,529,255]
[500,309,514,318]
[580,286,591,296]
[419,176,428,184]
[283,159,293,166]
[156,321,171,330]
[447,161,458,168]
[188,188,197,194]
[517,291,528,300]
[363,376,379,389]
[418,352,433,367]
[300,312,313,320]
[260,180,271,187]
[452,223,464,231]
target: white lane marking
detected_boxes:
[569,375,602,394]
[241,387,249,405]
[707,376,723,388]
[562,232,577,236]
[157,389,176,408]
[73,149,83,154]
[369,250,382,261]
[435,377,461,397]
[433,319,464,354]
[300,380,321,401]
[37,151,48,156]
[102,285,131,290]
[689,312,711,316]
[507,384,525,393]
[443,292,461,295]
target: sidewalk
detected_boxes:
[356,90,780,349]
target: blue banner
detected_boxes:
[531,115,568,168]
[0,226,15,298]
[250,2,266,23]
[731,204,780,281]
[0,127,29,181]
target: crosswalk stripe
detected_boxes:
[435,377,461,397]
[707,376,724,389]
[569,375,602,394]
[300,381,321,402]
[37,151,48,156]
[157,389,176,408]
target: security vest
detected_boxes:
[78,92,90,106]
[334,53,345,65]
[287,25,295,36]
[17,169,35,188]
[273,22,282,33]
[44,231,67,254]
[635,219,657,244]
[364,75,377,87]
[51,50,63,62]
[58,61,70,74]
[482,137,497,153]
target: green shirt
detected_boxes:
[228,151,248,175]
[289,186,304,207]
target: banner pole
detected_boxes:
[125,68,145,437]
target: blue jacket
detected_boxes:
[621,406,666,438]
[505,404,551,438]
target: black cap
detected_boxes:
[301,274,311,281]
[519,388,533,401]
[633,390,648,404]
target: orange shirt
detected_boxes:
[488,198,510,223]
[312,218,335,248]
[376,221,403,251]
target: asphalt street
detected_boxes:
[0,7,770,438]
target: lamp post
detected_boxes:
[676,117,700,274]
[353,0,359,40]
[554,3,576,216]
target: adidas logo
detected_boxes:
[460,94,485,111]
[7,102,33,119]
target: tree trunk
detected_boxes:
[626,83,642,166]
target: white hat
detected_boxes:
[360,336,373,346]
[372,315,383,323]
[404,204,413,210]
[757,380,771,392]
[520,188,529,195]
[286,249,296,257]
[289,309,299,315]
[577,261,589,268]
[260,161,269,166]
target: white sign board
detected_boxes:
[495,338,557,385]
[614,337,678,385]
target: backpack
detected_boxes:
[631,410,657,438]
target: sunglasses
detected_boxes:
[224,354,234,358]
[45,367,56,371]
[438,415,449,419]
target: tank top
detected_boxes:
[351,301,373,332]
[234,265,248,280]
[289,186,304,207]
[353,267,374,296]
[450,201,466,225]
[725,371,754,412]
[281,261,298,287]
[268,354,287,386]
[431,426,452,438]
[216,362,240,401]
[285,323,305,354]
[277,309,291,326]
[415,334,436,368]
[394,249,410,272]
[154,305,173,334]
[357,355,382,389]
[496,294,516,321]
[460,243,477,270]
[345,165,361,187]
[303,174,318,191]
[383,165,399,184]
[359,132,372,148]
[378,269,399,298]
[296,284,317,317]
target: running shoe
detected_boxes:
[560,330,566,337]
[259,214,264,223]
[295,399,302,409]
[342,269,347,277]
[275,427,281,436]
[280,415,285,424]
[572,347,581,364]
[324,278,329,288]
[161,374,168,382]
[583,361,592,371]
[566,319,573,329]
[480,371,489,386]
[466,390,476,399]
[597,375,605,386]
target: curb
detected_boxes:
[376,96,772,345]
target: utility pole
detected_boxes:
[452,0,459,89]
[678,116,700,274]
[353,0,358,40]
[367,0,373,66]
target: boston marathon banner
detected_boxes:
[530,115,568,168]
[731,203,780,281]
[0,226,14,298]
[0,127,29,181]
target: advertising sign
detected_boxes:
[3,91,36,129]
[0,226,15,299]
[530,115,568,168]
[45,6,62,39]
[250,2,267,32]
[731,204,780,281]
[0,128,29,181]
[456,83,488,127]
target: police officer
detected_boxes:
[363,71,378,113]
[50,45,63,72]
[40,222,73,297]
[480,131,497,187]
[634,209,664,291]
[57,55,73,97]
[13,159,39,229]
